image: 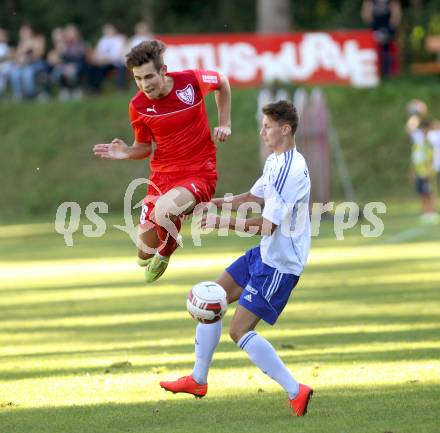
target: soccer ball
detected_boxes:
[187,281,228,324]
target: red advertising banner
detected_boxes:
[160,31,379,88]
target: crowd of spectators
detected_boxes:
[0,21,153,102]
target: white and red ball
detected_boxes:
[187,281,228,324]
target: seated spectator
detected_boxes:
[126,21,154,51]
[9,24,47,101]
[89,23,127,93]
[0,28,12,97]
[49,24,87,100]
[46,27,66,96]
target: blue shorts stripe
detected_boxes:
[265,272,283,301]
[267,274,284,301]
[240,331,257,349]
[264,270,280,298]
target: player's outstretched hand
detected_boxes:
[93,139,130,160]
[213,125,231,142]
[200,213,219,230]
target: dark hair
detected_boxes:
[126,40,166,71]
[262,100,298,135]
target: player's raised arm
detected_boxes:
[93,139,152,160]
[213,73,232,142]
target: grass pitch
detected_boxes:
[0,201,439,433]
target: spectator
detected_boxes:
[49,24,87,100]
[9,24,47,101]
[406,99,440,188]
[0,28,12,97]
[46,27,66,97]
[410,119,439,224]
[361,0,402,78]
[126,21,154,51]
[89,23,127,92]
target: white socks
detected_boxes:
[237,331,299,399]
[191,324,299,398]
[192,321,222,385]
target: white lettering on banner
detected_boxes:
[163,33,378,87]
[344,41,378,87]
[218,43,258,82]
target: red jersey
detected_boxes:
[129,69,221,173]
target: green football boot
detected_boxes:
[144,254,169,283]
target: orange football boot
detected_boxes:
[160,375,208,398]
[289,384,313,416]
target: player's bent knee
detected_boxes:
[229,325,246,343]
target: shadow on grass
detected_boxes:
[1,275,438,324]
[1,326,439,381]
[0,384,438,433]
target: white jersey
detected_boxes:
[250,147,311,275]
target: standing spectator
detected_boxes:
[410,119,439,224]
[89,23,127,92]
[0,28,12,97]
[361,0,402,78]
[9,24,47,100]
[127,21,154,51]
[406,99,440,190]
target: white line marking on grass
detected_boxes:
[383,227,428,244]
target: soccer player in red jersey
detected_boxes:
[93,40,231,282]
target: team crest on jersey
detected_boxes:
[176,84,195,105]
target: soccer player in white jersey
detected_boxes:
[160,100,313,416]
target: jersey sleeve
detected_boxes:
[261,185,288,226]
[250,175,265,198]
[193,69,221,96]
[129,102,152,144]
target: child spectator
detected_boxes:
[406,99,440,192]
[411,119,439,224]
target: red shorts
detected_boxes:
[140,170,217,227]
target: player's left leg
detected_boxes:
[145,186,196,282]
[231,268,313,416]
[230,305,301,399]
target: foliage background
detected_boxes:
[1,0,440,66]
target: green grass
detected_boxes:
[0,200,439,432]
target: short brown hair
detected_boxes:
[262,100,298,135]
[126,40,166,71]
